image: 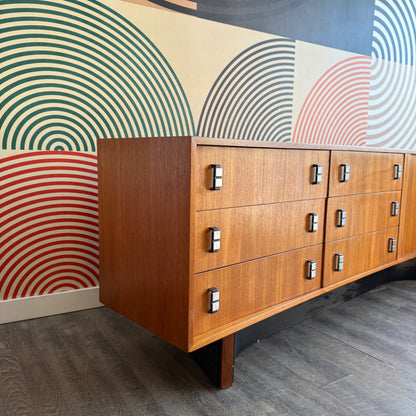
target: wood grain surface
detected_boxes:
[329,151,404,196]
[398,154,416,259]
[193,245,323,337]
[325,191,401,242]
[1,280,415,415]
[195,146,329,210]
[323,227,399,286]
[98,137,193,351]
[194,199,326,272]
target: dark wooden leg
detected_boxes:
[219,333,235,389]
[190,333,235,388]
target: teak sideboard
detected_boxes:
[98,136,416,388]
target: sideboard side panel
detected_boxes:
[98,137,193,351]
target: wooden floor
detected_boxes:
[1,280,416,416]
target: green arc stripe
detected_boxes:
[57,0,195,134]
[3,16,177,136]
[1,0,195,139]
[35,128,81,151]
[2,39,161,137]
[2,61,146,137]
[2,85,124,140]
[2,93,120,149]
[17,114,97,151]
[45,139,73,151]
[2,0,194,135]
[10,103,104,141]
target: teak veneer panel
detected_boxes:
[329,151,403,196]
[98,137,193,351]
[193,245,323,337]
[323,227,399,287]
[325,191,401,242]
[195,146,329,210]
[194,199,326,273]
[262,148,329,204]
[398,154,416,259]
[195,146,264,209]
[97,136,416,356]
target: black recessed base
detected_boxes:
[191,258,416,387]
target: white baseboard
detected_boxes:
[0,287,103,324]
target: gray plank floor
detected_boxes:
[1,280,416,416]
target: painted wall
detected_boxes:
[1,0,415,311]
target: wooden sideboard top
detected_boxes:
[98,136,416,155]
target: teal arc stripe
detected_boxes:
[35,129,81,151]
[2,54,153,138]
[1,0,195,149]
[1,2,194,136]
[9,106,105,148]
[2,35,164,138]
[19,116,96,151]
[2,92,121,150]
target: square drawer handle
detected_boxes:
[334,253,344,271]
[336,209,347,227]
[306,260,317,280]
[391,201,399,217]
[208,287,220,313]
[211,164,223,190]
[311,164,322,184]
[339,164,350,182]
[209,227,221,252]
[393,164,402,180]
[308,213,319,232]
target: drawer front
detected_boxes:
[193,245,323,336]
[325,191,401,242]
[398,154,416,259]
[195,146,264,209]
[323,227,398,287]
[194,199,326,273]
[261,148,329,204]
[329,151,403,196]
[195,146,329,210]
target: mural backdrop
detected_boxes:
[1,0,416,303]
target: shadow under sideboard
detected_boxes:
[191,258,416,388]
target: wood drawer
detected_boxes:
[329,151,403,197]
[323,227,398,287]
[398,154,416,259]
[195,146,329,210]
[194,199,326,273]
[193,245,323,336]
[325,191,401,242]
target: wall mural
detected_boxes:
[367,0,416,149]
[1,0,194,152]
[1,0,415,302]
[1,151,99,299]
[197,38,295,142]
[293,56,372,146]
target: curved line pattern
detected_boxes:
[367,0,416,149]
[0,0,194,151]
[372,0,416,65]
[197,39,295,142]
[293,56,371,146]
[0,152,99,300]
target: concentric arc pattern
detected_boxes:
[197,38,295,142]
[0,0,194,151]
[0,152,99,300]
[293,56,372,147]
[367,0,416,149]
